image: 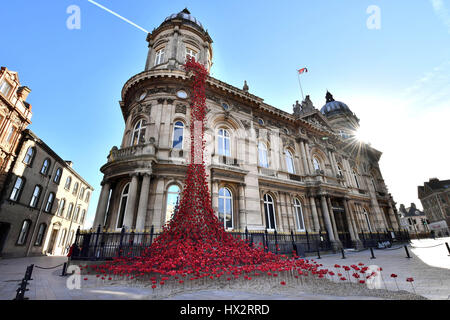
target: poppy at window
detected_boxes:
[165,185,180,223]
[218,188,233,229]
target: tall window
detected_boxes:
[29,185,42,208]
[57,198,66,217]
[263,194,276,230]
[79,187,85,200]
[5,126,16,143]
[54,168,62,184]
[165,185,180,223]
[10,177,24,201]
[116,183,129,228]
[217,129,231,157]
[363,209,372,232]
[44,193,55,213]
[73,182,79,195]
[0,80,12,96]
[66,203,74,220]
[353,169,360,188]
[80,210,86,224]
[155,48,165,65]
[23,147,35,165]
[172,121,184,149]
[313,156,321,172]
[65,176,72,190]
[17,220,31,245]
[130,119,146,146]
[85,191,91,203]
[59,229,67,247]
[285,150,295,174]
[218,187,233,229]
[40,159,50,175]
[293,198,305,231]
[73,207,80,223]
[258,142,269,168]
[337,164,343,177]
[34,223,46,246]
[185,48,198,61]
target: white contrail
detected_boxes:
[87,0,149,33]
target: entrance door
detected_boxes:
[47,229,59,255]
[0,222,11,256]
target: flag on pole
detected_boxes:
[298,67,308,74]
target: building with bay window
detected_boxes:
[92,8,400,250]
[0,130,93,258]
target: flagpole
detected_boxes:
[297,72,305,101]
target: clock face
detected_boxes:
[177,90,188,99]
[138,91,147,101]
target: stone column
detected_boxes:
[123,173,139,230]
[93,181,111,228]
[309,197,320,232]
[135,173,151,231]
[327,197,339,237]
[304,142,314,174]
[300,140,310,175]
[320,195,339,249]
[343,199,363,249]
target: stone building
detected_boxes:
[418,178,450,237]
[92,9,400,250]
[0,67,33,190]
[398,203,429,234]
[0,130,93,258]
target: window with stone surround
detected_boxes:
[217,128,231,157]
[0,79,12,97]
[263,194,276,230]
[258,142,269,168]
[34,223,46,246]
[293,198,305,231]
[218,187,233,230]
[154,47,165,65]
[165,184,181,223]
[285,149,295,174]
[172,121,184,149]
[116,183,129,229]
[17,220,31,246]
[10,176,25,201]
[23,147,35,165]
[44,193,55,213]
[29,185,42,208]
[185,47,198,61]
[130,119,146,146]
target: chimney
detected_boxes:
[17,86,31,101]
[65,161,73,168]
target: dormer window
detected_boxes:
[0,80,12,97]
[155,48,165,65]
[185,48,198,61]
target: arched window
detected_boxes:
[57,198,66,217]
[313,156,321,172]
[185,47,198,61]
[165,185,181,223]
[172,121,184,149]
[66,203,74,220]
[258,142,269,168]
[353,169,360,188]
[80,210,86,224]
[85,191,91,203]
[34,223,46,246]
[29,185,42,208]
[337,164,343,177]
[130,119,146,146]
[65,176,72,190]
[10,176,25,201]
[79,187,85,200]
[23,147,35,165]
[73,182,79,195]
[363,208,372,232]
[54,168,62,184]
[218,187,233,229]
[285,150,295,174]
[73,207,80,223]
[17,220,31,245]
[217,128,231,157]
[44,192,55,213]
[116,183,130,228]
[40,159,51,175]
[293,198,305,231]
[263,194,276,230]
[59,229,67,247]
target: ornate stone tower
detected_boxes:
[320,91,359,138]
[144,8,213,72]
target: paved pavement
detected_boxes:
[0,238,448,300]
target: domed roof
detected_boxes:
[320,91,351,115]
[163,8,204,30]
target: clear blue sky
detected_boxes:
[1,0,449,226]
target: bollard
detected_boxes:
[60,262,68,276]
[341,248,346,259]
[370,247,376,259]
[404,245,411,259]
[446,242,450,256]
[317,248,321,259]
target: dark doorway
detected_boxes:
[0,222,11,256]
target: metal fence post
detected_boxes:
[245,227,249,244]
[264,229,268,253]
[149,225,154,245]
[274,229,278,254]
[92,224,101,261]
[290,230,297,256]
[118,226,125,257]
[305,229,310,252]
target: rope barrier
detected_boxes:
[410,243,445,249]
[34,263,65,270]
